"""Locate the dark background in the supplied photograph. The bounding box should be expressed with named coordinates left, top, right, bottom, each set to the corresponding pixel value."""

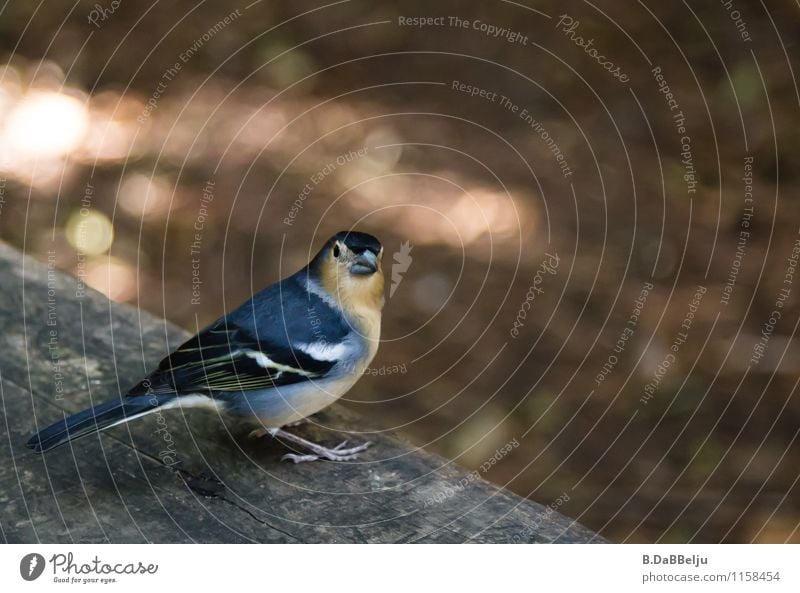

left=0, top=0, right=799, bottom=542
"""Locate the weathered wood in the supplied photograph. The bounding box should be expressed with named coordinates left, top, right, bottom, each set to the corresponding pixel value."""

left=0, top=242, right=603, bottom=543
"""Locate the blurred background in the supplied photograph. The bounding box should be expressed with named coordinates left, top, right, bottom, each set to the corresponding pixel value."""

left=0, top=0, right=799, bottom=542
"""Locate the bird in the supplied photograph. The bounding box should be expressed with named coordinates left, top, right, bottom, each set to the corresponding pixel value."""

left=27, top=230, right=385, bottom=463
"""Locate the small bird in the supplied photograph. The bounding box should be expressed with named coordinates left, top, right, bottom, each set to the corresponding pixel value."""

left=27, top=231, right=384, bottom=462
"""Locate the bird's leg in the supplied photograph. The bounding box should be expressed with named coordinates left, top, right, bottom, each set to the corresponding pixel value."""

left=248, top=417, right=308, bottom=440
left=267, top=427, right=372, bottom=463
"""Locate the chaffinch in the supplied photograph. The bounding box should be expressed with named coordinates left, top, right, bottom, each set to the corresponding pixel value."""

left=27, top=231, right=385, bottom=462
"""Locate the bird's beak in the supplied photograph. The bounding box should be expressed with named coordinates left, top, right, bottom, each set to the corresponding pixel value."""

left=351, top=250, right=379, bottom=275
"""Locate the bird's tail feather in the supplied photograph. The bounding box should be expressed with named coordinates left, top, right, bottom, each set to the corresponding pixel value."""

left=26, top=394, right=174, bottom=453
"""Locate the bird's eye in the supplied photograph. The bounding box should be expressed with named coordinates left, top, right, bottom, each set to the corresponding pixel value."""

left=333, top=244, right=341, bottom=258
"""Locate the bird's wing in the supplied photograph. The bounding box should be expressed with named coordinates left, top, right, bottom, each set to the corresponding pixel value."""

left=126, top=320, right=337, bottom=396
left=128, top=275, right=354, bottom=397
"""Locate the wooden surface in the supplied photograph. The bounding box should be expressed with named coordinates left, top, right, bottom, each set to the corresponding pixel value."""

left=0, top=242, right=603, bottom=543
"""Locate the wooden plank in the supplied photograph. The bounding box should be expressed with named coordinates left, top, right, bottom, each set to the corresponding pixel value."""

left=0, top=242, right=603, bottom=543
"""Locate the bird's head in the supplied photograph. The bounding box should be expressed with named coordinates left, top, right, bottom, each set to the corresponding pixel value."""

left=310, top=231, right=385, bottom=315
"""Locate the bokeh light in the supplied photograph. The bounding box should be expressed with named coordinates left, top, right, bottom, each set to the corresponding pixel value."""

left=83, top=256, right=137, bottom=302
left=65, top=209, right=114, bottom=256
left=3, top=91, right=88, bottom=159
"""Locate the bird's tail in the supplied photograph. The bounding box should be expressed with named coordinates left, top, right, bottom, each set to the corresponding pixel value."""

left=26, top=394, right=174, bottom=453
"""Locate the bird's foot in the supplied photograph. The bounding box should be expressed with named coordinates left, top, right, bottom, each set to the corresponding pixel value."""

left=281, top=440, right=372, bottom=463
left=269, top=428, right=372, bottom=463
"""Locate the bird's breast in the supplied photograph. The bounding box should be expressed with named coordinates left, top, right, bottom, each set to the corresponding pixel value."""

left=347, top=309, right=381, bottom=362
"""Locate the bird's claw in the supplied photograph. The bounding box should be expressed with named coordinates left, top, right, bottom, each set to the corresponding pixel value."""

left=333, top=441, right=371, bottom=456
left=280, top=440, right=373, bottom=463
left=282, top=453, right=320, bottom=463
